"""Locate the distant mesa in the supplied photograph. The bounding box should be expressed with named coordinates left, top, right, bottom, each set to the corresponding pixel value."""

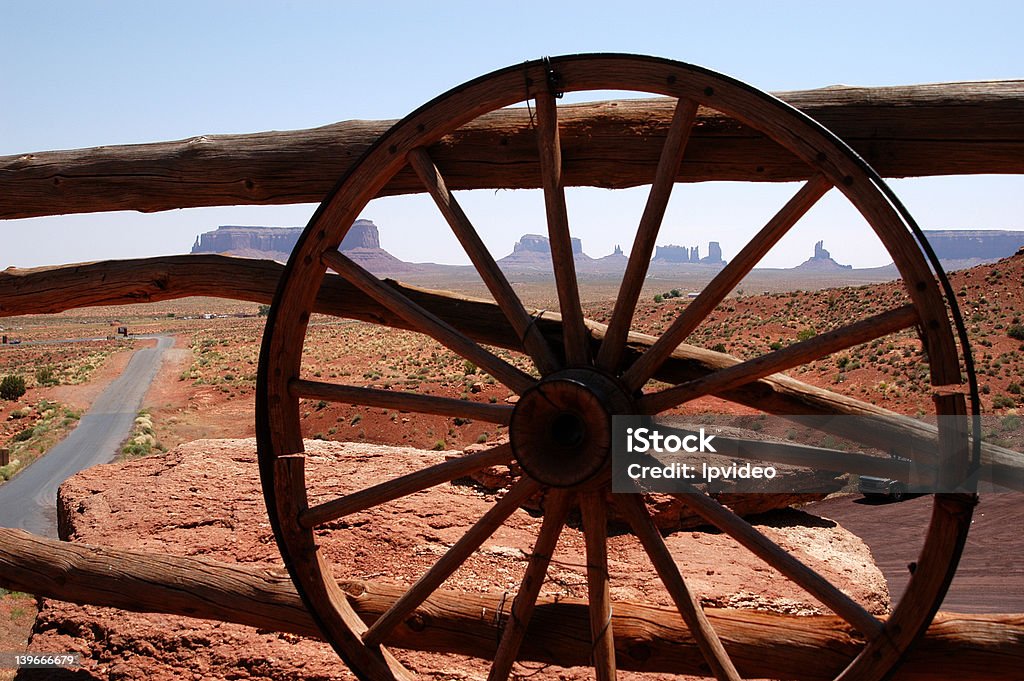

left=339, top=219, right=382, bottom=249
left=191, top=225, right=303, bottom=260
left=596, top=244, right=629, bottom=266
left=497, top=233, right=594, bottom=271
left=794, top=240, right=852, bottom=271
left=922, top=230, right=1024, bottom=269
left=189, top=221, right=1022, bottom=283
left=512, top=233, right=584, bottom=256
left=190, top=220, right=417, bottom=274
left=652, top=241, right=725, bottom=266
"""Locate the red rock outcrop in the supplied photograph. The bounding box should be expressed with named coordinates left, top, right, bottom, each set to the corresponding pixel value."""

left=23, top=439, right=888, bottom=680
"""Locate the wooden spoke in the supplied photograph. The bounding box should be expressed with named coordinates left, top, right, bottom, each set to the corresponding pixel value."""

left=640, top=304, right=918, bottom=414
left=597, top=98, right=700, bottom=372
left=615, top=494, right=741, bottom=681
left=535, top=91, right=590, bottom=366
left=408, top=147, right=561, bottom=376
left=488, top=489, right=574, bottom=681
left=299, top=444, right=514, bottom=529
left=655, top=424, right=935, bottom=481
left=663, top=481, right=884, bottom=638
left=362, top=477, right=541, bottom=647
left=322, top=249, right=534, bottom=394
left=580, top=491, right=616, bottom=681
left=623, top=176, right=833, bottom=391
left=292, top=378, right=512, bottom=425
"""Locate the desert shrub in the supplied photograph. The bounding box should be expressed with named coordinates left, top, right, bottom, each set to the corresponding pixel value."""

left=257, top=304, right=271, bottom=317
left=1001, top=415, right=1021, bottom=431
left=1007, top=324, right=1024, bottom=341
left=653, top=294, right=664, bottom=303
left=1009, top=383, right=1022, bottom=395
left=35, top=366, right=58, bottom=386
left=711, top=343, right=727, bottom=353
left=992, top=395, right=1016, bottom=409
left=0, top=375, right=27, bottom=401
left=797, top=328, right=817, bottom=342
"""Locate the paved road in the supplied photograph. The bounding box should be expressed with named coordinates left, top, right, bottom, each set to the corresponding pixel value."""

left=0, top=336, right=173, bottom=538
left=808, top=492, right=1024, bottom=613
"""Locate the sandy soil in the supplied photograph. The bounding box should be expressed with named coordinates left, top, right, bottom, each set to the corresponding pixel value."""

left=0, top=592, right=37, bottom=681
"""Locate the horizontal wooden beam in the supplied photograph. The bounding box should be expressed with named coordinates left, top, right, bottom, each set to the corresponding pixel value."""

left=2, top=81, right=1023, bottom=219
left=0, top=528, right=1021, bottom=679
left=1, top=254, right=1019, bottom=489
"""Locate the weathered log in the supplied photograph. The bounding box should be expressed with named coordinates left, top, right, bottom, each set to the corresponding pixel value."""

left=0, top=528, right=1020, bottom=679
left=1, top=255, right=1019, bottom=489
left=2, top=81, right=1023, bottom=220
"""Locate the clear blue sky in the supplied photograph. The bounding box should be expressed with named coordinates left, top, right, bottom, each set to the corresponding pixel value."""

left=3, top=1, right=1022, bottom=269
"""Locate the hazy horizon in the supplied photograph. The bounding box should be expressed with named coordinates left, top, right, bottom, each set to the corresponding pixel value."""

left=187, top=221, right=1024, bottom=271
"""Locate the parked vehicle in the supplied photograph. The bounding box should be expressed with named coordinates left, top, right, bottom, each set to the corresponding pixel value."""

left=859, top=453, right=912, bottom=501
left=858, top=475, right=908, bottom=501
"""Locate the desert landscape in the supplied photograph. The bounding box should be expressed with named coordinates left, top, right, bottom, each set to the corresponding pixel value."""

left=1, top=245, right=1022, bottom=678
left=2, top=30, right=1024, bottom=681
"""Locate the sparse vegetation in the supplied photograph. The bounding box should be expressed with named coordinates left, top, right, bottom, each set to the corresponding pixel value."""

left=35, top=366, right=59, bottom=386
left=797, top=328, right=817, bottom=342
left=0, top=374, right=27, bottom=401
left=992, top=395, right=1017, bottom=410
left=120, top=410, right=165, bottom=459
left=1, top=400, right=81, bottom=480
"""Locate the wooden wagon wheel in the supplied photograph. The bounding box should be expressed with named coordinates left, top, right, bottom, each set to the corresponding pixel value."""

left=257, top=54, right=975, bottom=680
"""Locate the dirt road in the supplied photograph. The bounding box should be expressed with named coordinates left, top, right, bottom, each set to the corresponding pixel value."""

left=0, top=336, right=173, bottom=538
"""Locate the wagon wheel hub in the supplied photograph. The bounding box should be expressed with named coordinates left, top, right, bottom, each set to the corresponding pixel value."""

left=510, top=369, right=634, bottom=488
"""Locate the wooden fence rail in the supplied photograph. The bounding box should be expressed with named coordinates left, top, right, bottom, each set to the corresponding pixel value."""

left=2, top=81, right=1023, bottom=220
left=1, top=255, right=1020, bottom=490
left=0, top=528, right=1021, bottom=680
